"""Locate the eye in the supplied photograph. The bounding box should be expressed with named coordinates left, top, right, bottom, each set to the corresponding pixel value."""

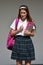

left=20, top=10, right=27, bottom=15
left=23, top=12, right=25, bottom=14
left=20, top=12, right=26, bottom=14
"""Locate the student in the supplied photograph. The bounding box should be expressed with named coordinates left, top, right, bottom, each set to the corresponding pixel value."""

left=10, top=5, right=36, bottom=65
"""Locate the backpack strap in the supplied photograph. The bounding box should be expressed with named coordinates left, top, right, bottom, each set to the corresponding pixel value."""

left=26, top=21, right=35, bottom=30
left=15, top=18, right=19, bottom=30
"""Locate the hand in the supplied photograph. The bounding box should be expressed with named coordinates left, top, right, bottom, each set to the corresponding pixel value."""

left=24, top=30, right=31, bottom=33
left=18, top=25, right=24, bottom=32
left=24, top=30, right=31, bottom=36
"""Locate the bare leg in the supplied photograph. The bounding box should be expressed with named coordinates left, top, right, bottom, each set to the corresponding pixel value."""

left=25, top=60, right=31, bottom=65
left=16, top=60, right=22, bottom=65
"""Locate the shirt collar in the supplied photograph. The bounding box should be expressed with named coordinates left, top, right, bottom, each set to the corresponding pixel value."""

left=20, top=19, right=27, bottom=23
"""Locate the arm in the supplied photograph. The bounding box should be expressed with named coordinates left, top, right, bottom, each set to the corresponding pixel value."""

left=10, top=25, right=23, bottom=36
left=24, top=22, right=36, bottom=37
left=24, top=29, right=35, bottom=37
left=9, top=29, right=20, bottom=36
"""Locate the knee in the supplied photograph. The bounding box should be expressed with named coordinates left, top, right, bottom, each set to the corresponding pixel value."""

left=25, top=60, right=31, bottom=65
left=16, top=60, right=22, bottom=65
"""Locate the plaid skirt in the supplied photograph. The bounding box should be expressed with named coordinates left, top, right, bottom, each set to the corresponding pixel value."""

left=11, top=35, right=35, bottom=61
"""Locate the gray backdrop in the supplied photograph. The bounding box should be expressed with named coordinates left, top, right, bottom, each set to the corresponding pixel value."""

left=0, top=0, right=43, bottom=65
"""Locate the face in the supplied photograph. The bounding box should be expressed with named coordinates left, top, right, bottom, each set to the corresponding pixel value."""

left=20, top=9, right=27, bottom=21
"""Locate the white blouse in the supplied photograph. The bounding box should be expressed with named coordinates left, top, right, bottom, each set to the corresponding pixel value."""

left=10, top=18, right=28, bottom=36
left=10, top=18, right=36, bottom=36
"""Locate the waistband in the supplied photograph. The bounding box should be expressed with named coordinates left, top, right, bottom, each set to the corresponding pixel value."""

left=15, top=35, right=30, bottom=38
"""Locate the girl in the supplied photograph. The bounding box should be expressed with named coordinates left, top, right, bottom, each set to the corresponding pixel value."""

left=10, top=5, right=36, bottom=65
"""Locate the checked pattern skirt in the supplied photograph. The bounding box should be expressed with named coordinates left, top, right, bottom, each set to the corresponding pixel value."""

left=11, top=35, right=35, bottom=61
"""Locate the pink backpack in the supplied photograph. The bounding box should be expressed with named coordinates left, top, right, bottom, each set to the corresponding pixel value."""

left=6, top=18, right=19, bottom=50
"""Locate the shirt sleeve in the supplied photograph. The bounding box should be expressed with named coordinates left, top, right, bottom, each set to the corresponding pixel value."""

left=33, top=24, right=36, bottom=30
left=10, top=19, right=16, bottom=30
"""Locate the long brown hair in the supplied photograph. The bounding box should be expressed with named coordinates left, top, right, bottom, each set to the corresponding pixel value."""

left=18, top=5, right=32, bottom=22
